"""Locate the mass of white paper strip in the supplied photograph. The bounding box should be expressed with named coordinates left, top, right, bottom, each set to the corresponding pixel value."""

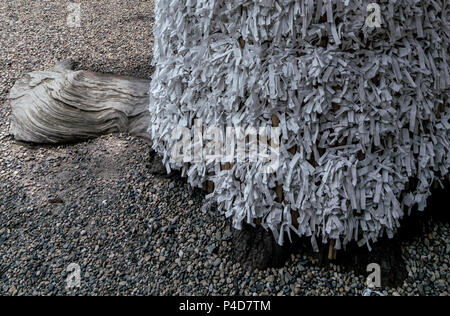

left=149, top=0, right=449, bottom=249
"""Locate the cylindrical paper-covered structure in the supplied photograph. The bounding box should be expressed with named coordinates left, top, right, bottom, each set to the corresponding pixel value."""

left=149, top=0, right=449, bottom=250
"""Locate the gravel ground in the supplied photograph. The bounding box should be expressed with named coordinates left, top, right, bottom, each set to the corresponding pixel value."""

left=0, top=1, right=449, bottom=296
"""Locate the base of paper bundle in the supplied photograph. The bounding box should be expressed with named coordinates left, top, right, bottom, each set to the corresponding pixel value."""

left=147, top=152, right=169, bottom=176
left=231, top=223, right=290, bottom=270
left=8, top=60, right=150, bottom=144
left=319, top=235, right=407, bottom=288
left=230, top=220, right=407, bottom=286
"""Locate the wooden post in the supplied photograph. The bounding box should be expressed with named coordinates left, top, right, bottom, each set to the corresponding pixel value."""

left=328, top=240, right=337, bottom=260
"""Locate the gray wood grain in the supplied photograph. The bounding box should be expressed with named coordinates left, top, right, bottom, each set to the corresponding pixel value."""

left=9, top=60, right=150, bottom=144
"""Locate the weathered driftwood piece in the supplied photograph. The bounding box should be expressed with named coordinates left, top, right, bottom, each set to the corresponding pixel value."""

left=9, top=60, right=150, bottom=144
